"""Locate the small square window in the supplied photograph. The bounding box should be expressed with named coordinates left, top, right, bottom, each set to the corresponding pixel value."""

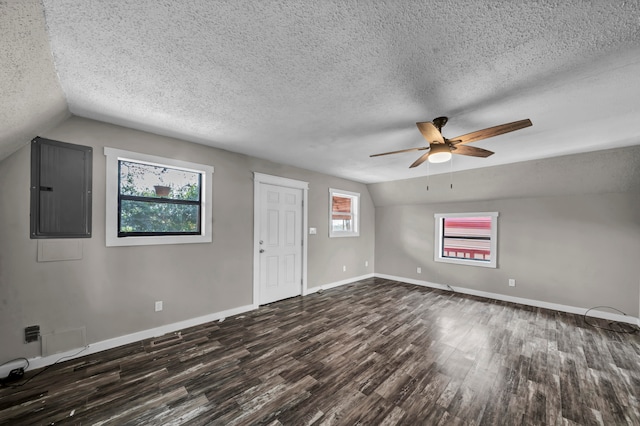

left=434, top=212, right=498, bottom=268
left=329, top=188, right=359, bottom=238
left=104, top=148, right=213, bottom=247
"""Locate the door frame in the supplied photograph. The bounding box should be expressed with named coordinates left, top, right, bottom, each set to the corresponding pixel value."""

left=253, top=172, right=309, bottom=307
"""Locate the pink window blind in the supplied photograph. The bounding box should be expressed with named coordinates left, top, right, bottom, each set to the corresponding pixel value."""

left=442, top=216, right=492, bottom=261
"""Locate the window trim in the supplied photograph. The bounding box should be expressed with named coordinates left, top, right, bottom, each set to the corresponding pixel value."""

left=434, top=212, right=498, bottom=268
left=329, top=188, right=360, bottom=238
left=104, top=147, right=213, bottom=247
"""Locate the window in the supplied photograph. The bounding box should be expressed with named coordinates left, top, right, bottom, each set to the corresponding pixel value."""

left=118, top=160, right=201, bottom=236
left=329, top=188, right=359, bottom=237
left=104, top=148, right=213, bottom=247
left=434, top=212, right=498, bottom=268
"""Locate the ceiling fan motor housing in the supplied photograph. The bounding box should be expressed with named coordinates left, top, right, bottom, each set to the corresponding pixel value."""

left=432, top=116, right=448, bottom=131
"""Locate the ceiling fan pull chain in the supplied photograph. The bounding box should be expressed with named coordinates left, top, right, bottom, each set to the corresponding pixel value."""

left=426, top=162, right=430, bottom=191
left=449, top=157, right=454, bottom=189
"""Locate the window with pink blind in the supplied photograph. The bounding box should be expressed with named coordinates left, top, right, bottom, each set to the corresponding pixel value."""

left=442, top=217, right=492, bottom=261
left=329, top=188, right=359, bottom=237
left=434, top=212, right=498, bottom=268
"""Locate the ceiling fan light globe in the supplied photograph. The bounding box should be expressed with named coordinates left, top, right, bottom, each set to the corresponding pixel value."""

left=427, top=145, right=452, bottom=163
left=428, top=152, right=452, bottom=163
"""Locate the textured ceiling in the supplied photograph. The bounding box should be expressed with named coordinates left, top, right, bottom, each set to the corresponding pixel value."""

left=0, top=0, right=68, bottom=161
left=4, top=1, right=640, bottom=183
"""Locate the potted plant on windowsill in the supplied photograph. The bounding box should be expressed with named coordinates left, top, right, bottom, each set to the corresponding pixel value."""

left=154, top=185, right=171, bottom=197
left=153, top=167, right=171, bottom=197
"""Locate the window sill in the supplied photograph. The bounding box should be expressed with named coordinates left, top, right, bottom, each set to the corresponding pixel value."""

left=329, top=232, right=360, bottom=238
left=106, top=234, right=211, bottom=247
left=434, top=256, right=496, bottom=268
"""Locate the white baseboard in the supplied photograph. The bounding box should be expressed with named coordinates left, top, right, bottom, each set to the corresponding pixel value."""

left=26, top=303, right=256, bottom=372
left=26, top=274, right=374, bottom=372
left=23, top=273, right=637, bottom=372
left=305, top=273, right=375, bottom=294
left=375, top=273, right=640, bottom=326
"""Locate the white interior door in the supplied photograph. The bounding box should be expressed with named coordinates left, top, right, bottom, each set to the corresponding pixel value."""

left=258, top=183, right=303, bottom=304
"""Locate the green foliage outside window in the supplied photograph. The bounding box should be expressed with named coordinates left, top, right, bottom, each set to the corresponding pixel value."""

left=118, top=160, right=202, bottom=235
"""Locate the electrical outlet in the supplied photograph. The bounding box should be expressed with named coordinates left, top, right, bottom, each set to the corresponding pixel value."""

left=508, top=279, right=516, bottom=287
left=155, top=301, right=163, bottom=312
left=342, top=265, right=346, bottom=272
left=365, top=260, right=368, bottom=267
left=417, top=267, right=422, bottom=274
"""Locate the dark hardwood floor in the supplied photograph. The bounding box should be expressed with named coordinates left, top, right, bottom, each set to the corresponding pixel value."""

left=1, top=278, right=639, bottom=425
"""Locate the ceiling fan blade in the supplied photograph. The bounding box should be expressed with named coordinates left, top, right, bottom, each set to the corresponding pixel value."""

left=369, top=146, right=428, bottom=157
left=453, top=145, right=494, bottom=158
left=416, top=122, right=445, bottom=144
left=409, top=151, right=431, bottom=168
left=450, top=119, right=532, bottom=146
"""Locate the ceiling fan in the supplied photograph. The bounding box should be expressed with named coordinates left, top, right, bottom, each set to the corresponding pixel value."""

left=371, top=117, right=532, bottom=167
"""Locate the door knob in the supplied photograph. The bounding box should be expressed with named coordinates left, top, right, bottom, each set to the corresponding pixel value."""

left=259, top=249, right=265, bottom=253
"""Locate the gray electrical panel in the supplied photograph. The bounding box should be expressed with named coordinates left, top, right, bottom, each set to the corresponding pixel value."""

left=30, top=137, right=92, bottom=238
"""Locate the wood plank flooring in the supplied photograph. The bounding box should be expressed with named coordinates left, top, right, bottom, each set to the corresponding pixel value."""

left=1, top=277, right=639, bottom=425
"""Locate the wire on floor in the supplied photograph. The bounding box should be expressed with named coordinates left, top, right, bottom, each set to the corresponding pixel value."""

left=583, top=306, right=639, bottom=334
left=1, top=346, right=89, bottom=389
left=0, top=357, right=30, bottom=385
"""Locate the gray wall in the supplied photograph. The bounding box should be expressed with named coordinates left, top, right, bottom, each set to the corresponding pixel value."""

left=2, top=114, right=638, bottom=363
left=370, top=146, right=640, bottom=317
left=0, top=116, right=374, bottom=361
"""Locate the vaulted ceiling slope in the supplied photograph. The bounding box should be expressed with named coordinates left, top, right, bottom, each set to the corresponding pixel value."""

left=0, top=0, right=68, bottom=161
left=2, top=1, right=640, bottom=183
left=369, top=145, right=640, bottom=206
